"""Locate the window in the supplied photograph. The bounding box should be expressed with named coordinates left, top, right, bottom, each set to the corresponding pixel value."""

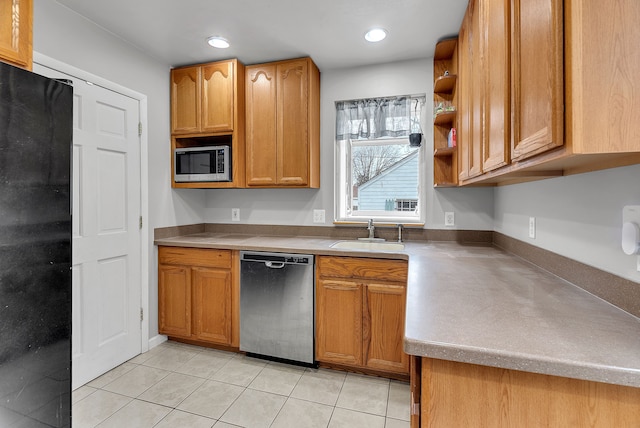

left=335, top=95, right=425, bottom=223
left=395, top=199, right=418, bottom=211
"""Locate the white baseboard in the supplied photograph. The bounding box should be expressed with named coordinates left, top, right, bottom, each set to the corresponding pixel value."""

left=148, top=334, right=168, bottom=350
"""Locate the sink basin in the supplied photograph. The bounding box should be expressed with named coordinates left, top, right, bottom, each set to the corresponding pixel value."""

left=330, top=241, right=405, bottom=251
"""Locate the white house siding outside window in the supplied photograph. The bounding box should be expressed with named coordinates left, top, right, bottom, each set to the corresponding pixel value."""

left=335, top=95, right=425, bottom=224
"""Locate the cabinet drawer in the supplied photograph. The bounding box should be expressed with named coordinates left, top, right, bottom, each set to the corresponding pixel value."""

left=318, top=256, right=407, bottom=283
left=158, top=246, right=231, bottom=268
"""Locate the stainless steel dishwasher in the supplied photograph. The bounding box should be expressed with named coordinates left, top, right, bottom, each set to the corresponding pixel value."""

left=239, top=251, right=315, bottom=366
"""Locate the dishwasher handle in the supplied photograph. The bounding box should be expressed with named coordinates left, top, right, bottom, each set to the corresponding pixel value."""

left=265, top=261, right=285, bottom=269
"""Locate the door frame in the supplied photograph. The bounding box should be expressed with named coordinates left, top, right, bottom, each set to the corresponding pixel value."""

left=33, top=52, right=150, bottom=354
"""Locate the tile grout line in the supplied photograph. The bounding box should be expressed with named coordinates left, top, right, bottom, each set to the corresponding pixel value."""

left=215, top=360, right=269, bottom=426
left=74, top=343, right=410, bottom=428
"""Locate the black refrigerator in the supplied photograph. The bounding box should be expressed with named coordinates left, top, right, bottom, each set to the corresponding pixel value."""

left=0, top=61, right=72, bottom=427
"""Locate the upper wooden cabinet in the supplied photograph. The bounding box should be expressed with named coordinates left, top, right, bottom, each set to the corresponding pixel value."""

left=451, top=0, right=640, bottom=186
left=510, top=0, right=564, bottom=162
left=0, top=0, right=33, bottom=70
left=458, top=0, right=511, bottom=184
left=565, top=0, right=640, bottom=157
left=245, top=57, right=320, bottom=188
left=482, top=0, right=510, bottom=172
left=171, top=66, right=199, bottom=135
left=458, top=0, right=484, bottom=182
left=170, top=59, right=246, bottom=189
left=171, top=59, right=243, bottom=135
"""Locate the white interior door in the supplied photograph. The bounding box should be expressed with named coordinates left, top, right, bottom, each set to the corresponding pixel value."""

left=34, top=65, right=143, bottom=390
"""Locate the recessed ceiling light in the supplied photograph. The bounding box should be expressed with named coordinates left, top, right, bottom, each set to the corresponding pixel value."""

left=207, top=36, right=230, bottom=49
left=365, top=28, right=387, bottom=43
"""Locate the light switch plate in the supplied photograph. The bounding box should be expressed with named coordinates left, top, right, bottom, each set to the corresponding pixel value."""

left=231, top=208, right=240, bottom=222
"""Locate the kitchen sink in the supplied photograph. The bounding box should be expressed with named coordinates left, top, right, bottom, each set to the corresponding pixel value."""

left=330, top=240, right=405, bottom=251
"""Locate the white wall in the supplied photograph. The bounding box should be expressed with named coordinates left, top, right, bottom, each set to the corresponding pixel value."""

left=203, top=59, right=495, bottom=230
left=32, top=0, right=207, bottom=342
left=494, top=164, right=640, bottom=283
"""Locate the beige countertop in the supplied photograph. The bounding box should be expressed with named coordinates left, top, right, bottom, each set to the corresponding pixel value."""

left=155, top=232, right=640, bottom=388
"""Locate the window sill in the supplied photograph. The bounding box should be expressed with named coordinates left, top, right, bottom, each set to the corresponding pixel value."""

left=333, top=220, right=425, bottom=227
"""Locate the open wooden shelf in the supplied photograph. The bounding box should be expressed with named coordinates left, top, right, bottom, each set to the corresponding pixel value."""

left=433, top=37, right=459, bottom=188
left=434, top=75, right=457, bottom=94
left=434, top=38, right=458, bottom=60
left=434, top=147, right=456, bottom=157
left=433, top=110, right=456, bottom=126
left=433, top=182, right=458, bottom=188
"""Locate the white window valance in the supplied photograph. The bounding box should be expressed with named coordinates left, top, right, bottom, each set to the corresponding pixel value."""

left=335, top=96, right=424, bottom=141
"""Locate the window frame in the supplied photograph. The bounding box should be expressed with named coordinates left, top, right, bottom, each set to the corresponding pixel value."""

left=334, top=135, right=426, bottom=225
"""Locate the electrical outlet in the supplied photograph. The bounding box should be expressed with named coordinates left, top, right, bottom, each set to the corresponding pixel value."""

left=622, top=206, right=640, bottom=272
left=444, top=211, right=454, bottom=227
left=231, top=208, right=240, bottom=222
left=313, top=209, right=325, bottom=224
left=529, top=217, right=536, bottom=239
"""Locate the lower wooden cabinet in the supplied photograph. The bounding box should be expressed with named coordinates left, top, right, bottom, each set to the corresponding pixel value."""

left=158, top=264, right=192, bottom=337
left=158, top=246, right=238, bottom=347
left=316, top=278, right=363, bottom=366
left=414, top=358, right=640, bottom=427
left=365, top=282, right=408, bottom=373
left=192, top=267, right=233, bottom=344
left=316, top=256, right=409, bottom=375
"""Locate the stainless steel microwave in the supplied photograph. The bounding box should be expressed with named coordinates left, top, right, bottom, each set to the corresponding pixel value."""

left=174, top=145, right=231, bottom=182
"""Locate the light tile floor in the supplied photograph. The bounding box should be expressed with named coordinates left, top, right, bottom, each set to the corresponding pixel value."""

left=72, top=341, right=411, bottom=428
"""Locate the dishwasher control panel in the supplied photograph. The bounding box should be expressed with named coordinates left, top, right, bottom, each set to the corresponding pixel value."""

left=240, top=251, right=313, bottom=265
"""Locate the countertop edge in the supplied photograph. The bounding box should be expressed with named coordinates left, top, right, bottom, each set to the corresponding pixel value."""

left=154, top=236, right=410, bottom=260
left=403, top=338, right=640, bottom=389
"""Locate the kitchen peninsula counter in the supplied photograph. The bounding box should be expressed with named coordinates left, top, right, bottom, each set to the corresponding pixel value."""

left=154, top=232, right=640, bottom=389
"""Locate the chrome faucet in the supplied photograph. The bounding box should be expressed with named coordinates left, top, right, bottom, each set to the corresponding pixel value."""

left=397, top=224, right=403, bottom=242
left=367, top=218, right=375, bottom=239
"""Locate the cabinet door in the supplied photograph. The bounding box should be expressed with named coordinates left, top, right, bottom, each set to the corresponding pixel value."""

left=245, top=64, right=277, bottom=186
left=316, top=278, right=363, bottom=366
left=364, top=283, right=409, bottom=374
left=0, top=0, right=32, bottom=69
left=468, top=0, right=483, bottom=179
left=158, top=264, right=192, bottom=338
left=171, top=66, right=201, bottom=134
left=458, top=5, right=480, bottom=181
left=192, top=267, right=233, bottom=345
left=276, top=59, right=309, bottom=186
left=510, top=0, right=563, bottom=161
left=201, top=61, right=234, bottom=133
left=482, top=0, right=510, bottom=172
left=567, top=0, right=640, bottom=155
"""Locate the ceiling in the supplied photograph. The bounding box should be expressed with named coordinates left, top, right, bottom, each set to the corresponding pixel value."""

left=54, top=0, right=468, bottom=71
